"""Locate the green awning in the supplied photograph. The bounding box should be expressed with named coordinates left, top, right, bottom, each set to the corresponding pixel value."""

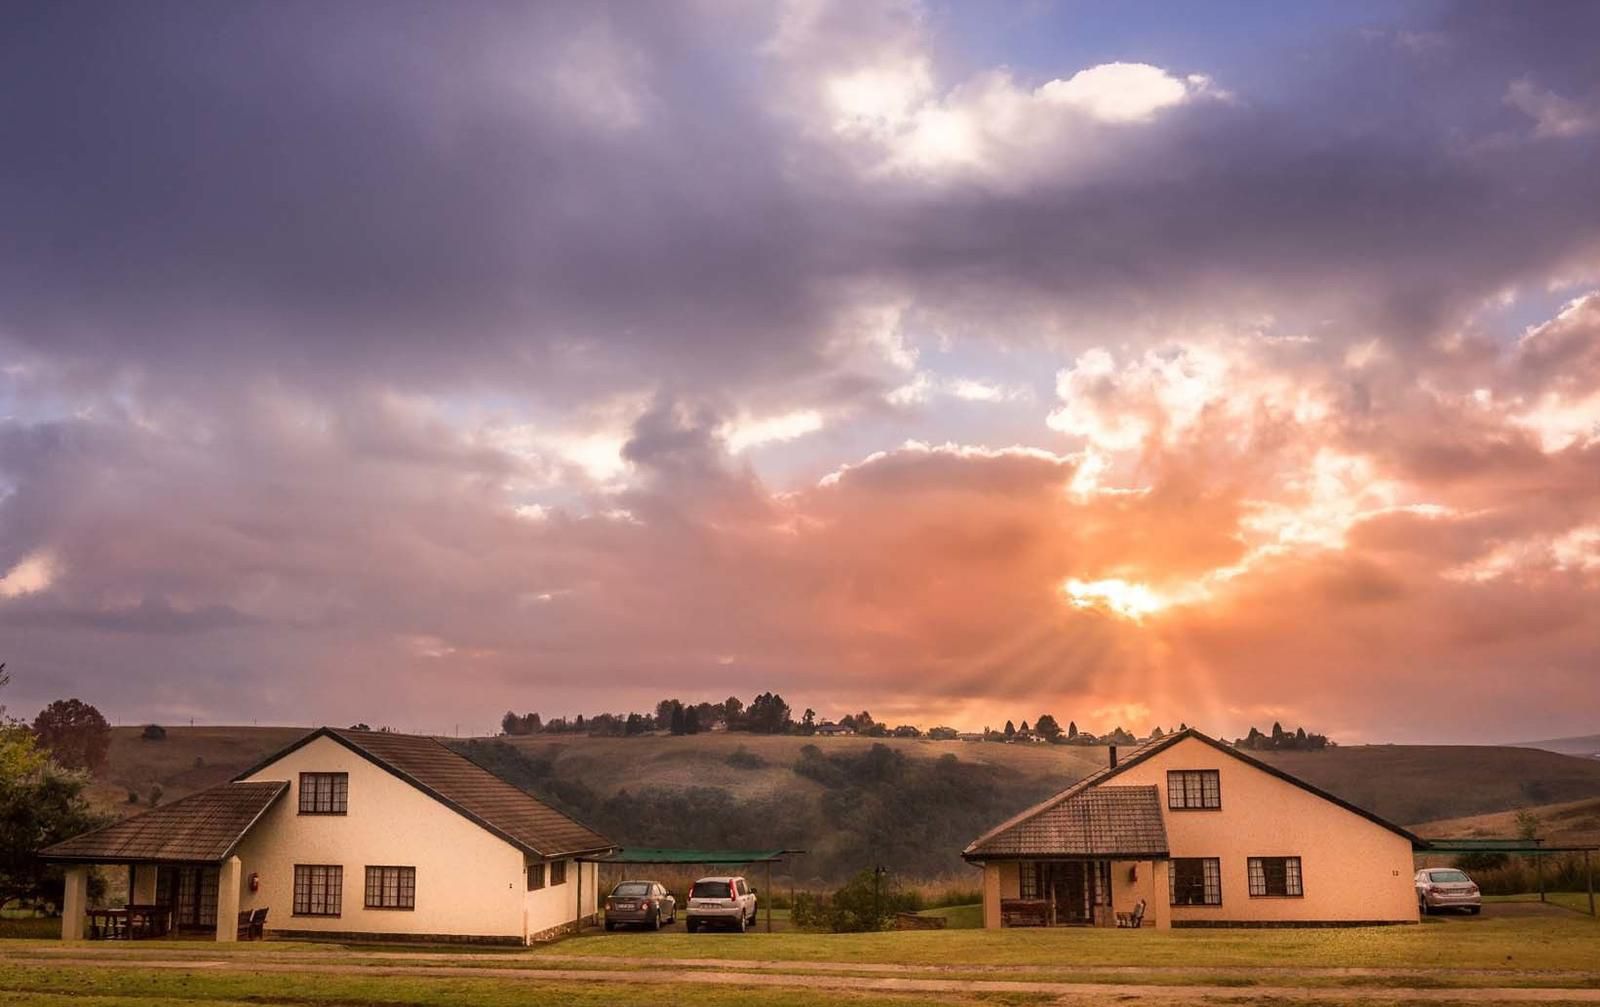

left=579, top=847, right=802, bottom=864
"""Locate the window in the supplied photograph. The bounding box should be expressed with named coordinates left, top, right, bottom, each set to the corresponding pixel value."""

left=1248, top=857, right=1303, bottom=897
left=1167, top=770, right=1221, bottom=810
left=549, top=860, right=567, bottom=886
left=364, top=866, right=416, bottom=910
left=527, top=863, right=546, bottom=891
left=298, top=772, right=348, bottom=815
left=1170, top=858, right=1221, bottom=905
left=1018, top=862, right=1039, bottom=899
left=293, top=865, right=343, bottom=916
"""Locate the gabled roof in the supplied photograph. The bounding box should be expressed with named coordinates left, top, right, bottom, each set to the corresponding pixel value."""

left=964, top=728, right=1426, bottom=859
left=42, top=781, right=287, bottom=864
left=233, top=727, right=615, bottom=860
left=965, top=785, right=1168, bottom=859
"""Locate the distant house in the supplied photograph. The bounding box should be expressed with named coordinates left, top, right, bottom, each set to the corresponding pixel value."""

left=963, top=728, right=1424, bottom=929
left=956, top=733, right=984, bottom=742
left=43, top=727, right=615, bottom=944
left=814, top=722, right=855, bottom=736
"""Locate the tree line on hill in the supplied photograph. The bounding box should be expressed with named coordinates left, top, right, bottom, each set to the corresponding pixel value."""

left=1232, top=722, right=1333, bottom=751
left=499, top=699, right=1336, bottom=752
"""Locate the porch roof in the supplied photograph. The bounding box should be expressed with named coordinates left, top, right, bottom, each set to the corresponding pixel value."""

left=964, top=784, right=1169, bottom=860
left=41, top=781, right=287, bottom=864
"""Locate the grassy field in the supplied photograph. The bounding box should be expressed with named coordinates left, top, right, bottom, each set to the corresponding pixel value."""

left=2, top=913, right=1598, bottom=1006
left=1416, top=795, right=1600, bottom=848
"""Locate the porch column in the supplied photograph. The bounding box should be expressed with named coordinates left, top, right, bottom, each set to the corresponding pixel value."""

left=982, top=862, right=1001, bottom=929
left=1152, top=860, right=1171, bottom=930
left=61, top=865, right=89, bottom=940
left=214, top=856, right=242, bottom=942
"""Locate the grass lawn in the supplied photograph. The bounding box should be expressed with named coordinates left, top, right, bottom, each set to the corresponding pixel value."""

left=0, top=963, right=979, bottom=1007
left=1484, top=892, right=1597, bottom=915
left=917, top=903, right=983, bottom=929
left=550, top=913, right=1600, bottom=970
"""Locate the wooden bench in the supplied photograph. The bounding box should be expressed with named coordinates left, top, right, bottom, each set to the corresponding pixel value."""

left=1000, top=898, right=1050, bottom=927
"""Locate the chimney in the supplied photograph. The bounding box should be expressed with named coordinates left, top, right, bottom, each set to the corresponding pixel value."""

left=1109, top=744, right=1118, bottom=769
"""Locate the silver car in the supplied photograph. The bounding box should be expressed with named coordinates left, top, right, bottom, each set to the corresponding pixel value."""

left=685, top=875, right=758, bottom=933
left=1415, top=868, right=1481, bottom=915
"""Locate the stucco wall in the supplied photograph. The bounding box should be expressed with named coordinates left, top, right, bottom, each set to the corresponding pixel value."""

left=524, top=857, right=600, bottom=939
left=1111, top=737, right=1418, bottom=924
left=235, top=735, right=529, bottom=940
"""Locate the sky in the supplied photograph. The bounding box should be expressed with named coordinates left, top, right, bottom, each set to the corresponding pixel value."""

left=3, top=1, right=1600, bottom=743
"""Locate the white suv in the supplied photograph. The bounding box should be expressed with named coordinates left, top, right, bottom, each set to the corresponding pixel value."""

left=685, top=875, right=758, bottom=933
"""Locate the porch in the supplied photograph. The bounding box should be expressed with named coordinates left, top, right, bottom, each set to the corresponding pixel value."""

left=42, top=780, right=287, bottom=942
left=993, top=857, right=1169, bottom=928
left=61, top=858, right=248, bottom=942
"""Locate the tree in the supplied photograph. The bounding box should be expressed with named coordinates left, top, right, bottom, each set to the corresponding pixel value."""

left=1034, top=715, right=1062, bottom=741
left=501, top=711, right=521, bottom=736
left=1003, top=720, right=1016, bottom=738
left=746, top=692, right=792, bottom=734
left=722, top=696, right=744, bottom=729
left=683, top=706, right=701, bottom=735
left=1067, top=720, right=1078, bottom=740
left=670, top=704, right=686, bottom=736
left=140, top=724, right=167, bottom=741
left=32, top=699, right=111, bottom=773
left=1019, top=720, right=1030, bottom=733
left=0, top=725, right=111, bottom=912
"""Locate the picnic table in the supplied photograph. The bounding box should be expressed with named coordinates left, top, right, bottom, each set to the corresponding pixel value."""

left=86, top=905, right=171, bottom=940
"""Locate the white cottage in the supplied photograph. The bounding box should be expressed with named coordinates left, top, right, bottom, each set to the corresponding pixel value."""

left=45, top=727, right=615, bottom=944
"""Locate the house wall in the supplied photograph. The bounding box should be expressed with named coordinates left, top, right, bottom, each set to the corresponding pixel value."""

left=523, top=857, right=600, bottom=940
left=235, top=735, right=529, bottom=941
left=1111, top=737, right=1418, bottom=924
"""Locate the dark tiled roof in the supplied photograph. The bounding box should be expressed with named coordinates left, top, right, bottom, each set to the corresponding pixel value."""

left=42, top=781, right=286, bottom=863
left=964, top=785, right=1168, bottom=858
left=236, top=728, right=614, bottom=860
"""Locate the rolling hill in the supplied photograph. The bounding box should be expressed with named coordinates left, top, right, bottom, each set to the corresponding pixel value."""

left=88, top=726, right=1600, bottom=881
left=1513, top=733, right=1600, bottom=759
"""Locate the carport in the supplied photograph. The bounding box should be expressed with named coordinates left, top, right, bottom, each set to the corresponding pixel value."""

left=578, top=848, right=805, bottom=932
left=1420, top=837, right=1597, bottom=916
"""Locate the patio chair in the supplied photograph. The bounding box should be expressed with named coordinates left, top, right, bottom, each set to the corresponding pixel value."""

left=1115, top=899, right=1147, bottom=928
left=237, top=907, right=268, bottom=940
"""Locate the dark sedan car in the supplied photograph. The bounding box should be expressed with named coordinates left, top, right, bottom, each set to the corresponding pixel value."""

left=604, top=880, right=677, bottom=930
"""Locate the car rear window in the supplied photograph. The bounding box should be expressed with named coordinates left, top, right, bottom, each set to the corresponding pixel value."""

left=613, top=882, right=650, bottom=896
left=1430, top=870, right=1470, bottom=883
left=692, top=881, right=732, bottom=899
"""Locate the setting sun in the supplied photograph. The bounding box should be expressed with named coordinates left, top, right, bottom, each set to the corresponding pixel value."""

left=1062, top=577, right=1168, bottom=621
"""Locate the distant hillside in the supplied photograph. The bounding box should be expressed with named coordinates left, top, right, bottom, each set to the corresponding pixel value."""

left=1414, top=796, right=1600, bottom=848
left=91, top=727, right=1600, bottom=881
left=1512, top=733, right=1600, bottom=759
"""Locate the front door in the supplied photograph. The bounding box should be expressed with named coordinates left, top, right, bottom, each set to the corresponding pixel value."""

left=159, top=865, right=220, bottom=932
left=1049, top=864, right=1092, bottom=924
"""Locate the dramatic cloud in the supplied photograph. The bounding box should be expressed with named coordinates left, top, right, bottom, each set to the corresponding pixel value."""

left=2, top=0, right=1600, bottom=741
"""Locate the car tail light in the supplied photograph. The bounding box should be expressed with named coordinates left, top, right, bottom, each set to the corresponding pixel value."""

left=1426, top=885, right=1443, bottom=895
left=1468, top=886, right=1479, bottom=894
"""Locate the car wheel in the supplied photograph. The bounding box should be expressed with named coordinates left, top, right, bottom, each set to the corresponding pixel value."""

left=651, top=910, right=662, bottom=931
left=735, top=912, right=746, bottom=933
